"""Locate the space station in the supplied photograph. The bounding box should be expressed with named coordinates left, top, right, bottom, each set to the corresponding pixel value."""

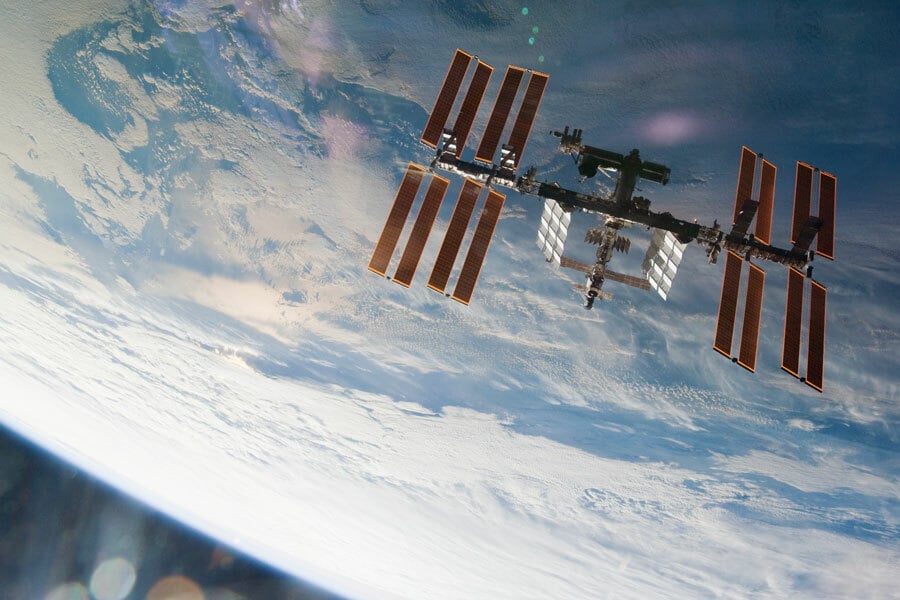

left=368, top=49, right=837, bottom=392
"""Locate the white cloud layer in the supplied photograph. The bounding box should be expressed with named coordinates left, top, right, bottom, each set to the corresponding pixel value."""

left=0, top=1, right=897, bottom=598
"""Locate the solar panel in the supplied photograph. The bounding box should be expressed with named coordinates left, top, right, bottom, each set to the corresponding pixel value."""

left=559, top=255, right=593, bottom=274
left=792, top=162, right=814, bottom=244
left=642, top=229, right=686, bottom=300
left=421, top=49, right=472, bottom=147
left=506, top=72, right=549, bottom=168
left=452, top=190, right=505, bottom=304
left=737, top=263, right=766, bottom=372
left=428, top=179, right=482, bottom=294
left=733, top=147, right=757, bottom=224
left=475, top=66, right=525, bottom=164
left=805, top=280, right=827, bottom=392
left=713, top=250, right=743, bottom=358
left=816, top=171, right=836, bottom=260
left=452, top=61, right=493, bottom=157
left=368, top=163, right=426, bottom=276
left=781, top=267, right=805, bottom=377
left=604, top=269, right=652, bottom=291
left=537, top=199, right=571, bottom=266
left=393, top=175, right=450, bottom=287
left=755, top=159, right=776, bottom=245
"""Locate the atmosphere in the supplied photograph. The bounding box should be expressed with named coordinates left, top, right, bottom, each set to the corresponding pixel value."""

left=1, top=1, right=897, bottom=599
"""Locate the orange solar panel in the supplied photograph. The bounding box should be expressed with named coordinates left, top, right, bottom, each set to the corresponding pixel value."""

left=452, top=190, right=505, bottom=304
left=733, top=147, right=757, bottom=224
left=452, top=61, right=493, bottom=157
left=421, top=49, right=472, bottom=147
left=792, top=162, right=814, bottom=244
left=506, top=72, right=549, bottom=168
left=713, top=250, right=743, bottom=358
left=393, top=175, right=450, bottom=287
left=755, top=159, right=776, bottom=245
left=805, top=280, right=827, bottom=392
left=781, top=267, right=805, bottom=377
left=368, top=163, right=426, bottom=276
left=816, top=171, right=836, bottom=260
left=428, top=179, right=482, bottom=293
left=475, top=66, right=525, bottom=164
left=737, top=263, right=766, bottom=372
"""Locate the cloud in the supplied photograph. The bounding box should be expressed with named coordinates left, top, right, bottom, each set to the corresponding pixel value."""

left=1, top=1, right=898, bottom=598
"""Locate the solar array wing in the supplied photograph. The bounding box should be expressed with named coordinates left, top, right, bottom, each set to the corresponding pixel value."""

left=506, top=72, right=549, bottom=168
left=792, top=162, right=814, bottom=244
left=452, top=190, right=505, bottom=304
left=733, top=146, right=757, bottom=224
left=421, top=49, right=472, bottom=147
left=781, top=267, right=805, bottom=377
left=816, top=171, right=836, bottom=260
left=452, top=61, right=493, bottom=157
left=428, top=179, right=482, bottom=293
left=737, top=263, right=766, bottom=372
left=604, top=270, right=652, bottom=291
left=805, top=280, right=827, bottom=392
left=393, top=175, right=450, bottom=287
left=642, top=229, right=686, bottom=300
left=714, top=250, right=743, bottom=358
left=559, top=255, right=593, bottom=274
left=475, top=66, right=525, bottom=164
left=368, top=163, right=426, bottom=276
left=755, top=159, right=776, bottom=245
left=537, top=199, right=571, bottom=266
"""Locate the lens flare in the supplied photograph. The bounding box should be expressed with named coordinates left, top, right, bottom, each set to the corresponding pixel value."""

left=147, top=576, right=204, bottom=600
left=641, top=112, right=702, bottom=145
left=89, top=558, right=136, bottom=600
left=45, top=582, right=90, bottom=600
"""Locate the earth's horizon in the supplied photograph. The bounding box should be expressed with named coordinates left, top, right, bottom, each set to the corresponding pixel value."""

left=1, top=1, right=897, bottom=599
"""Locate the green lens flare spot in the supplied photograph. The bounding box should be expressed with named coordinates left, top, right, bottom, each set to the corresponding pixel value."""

left=532, top=26, right=539, bottom=34
left=521, top=7, right=529, bottom=15
left=528, top=37, right=535, bottom=45
left=538, top=55, right=545, bottom=63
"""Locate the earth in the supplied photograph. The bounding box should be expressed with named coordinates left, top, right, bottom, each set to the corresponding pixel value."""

left=0, top=1, right=897, bottom=599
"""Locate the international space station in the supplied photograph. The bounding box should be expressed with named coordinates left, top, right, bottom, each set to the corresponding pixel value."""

left=368, top=49, right=837, bottom=392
